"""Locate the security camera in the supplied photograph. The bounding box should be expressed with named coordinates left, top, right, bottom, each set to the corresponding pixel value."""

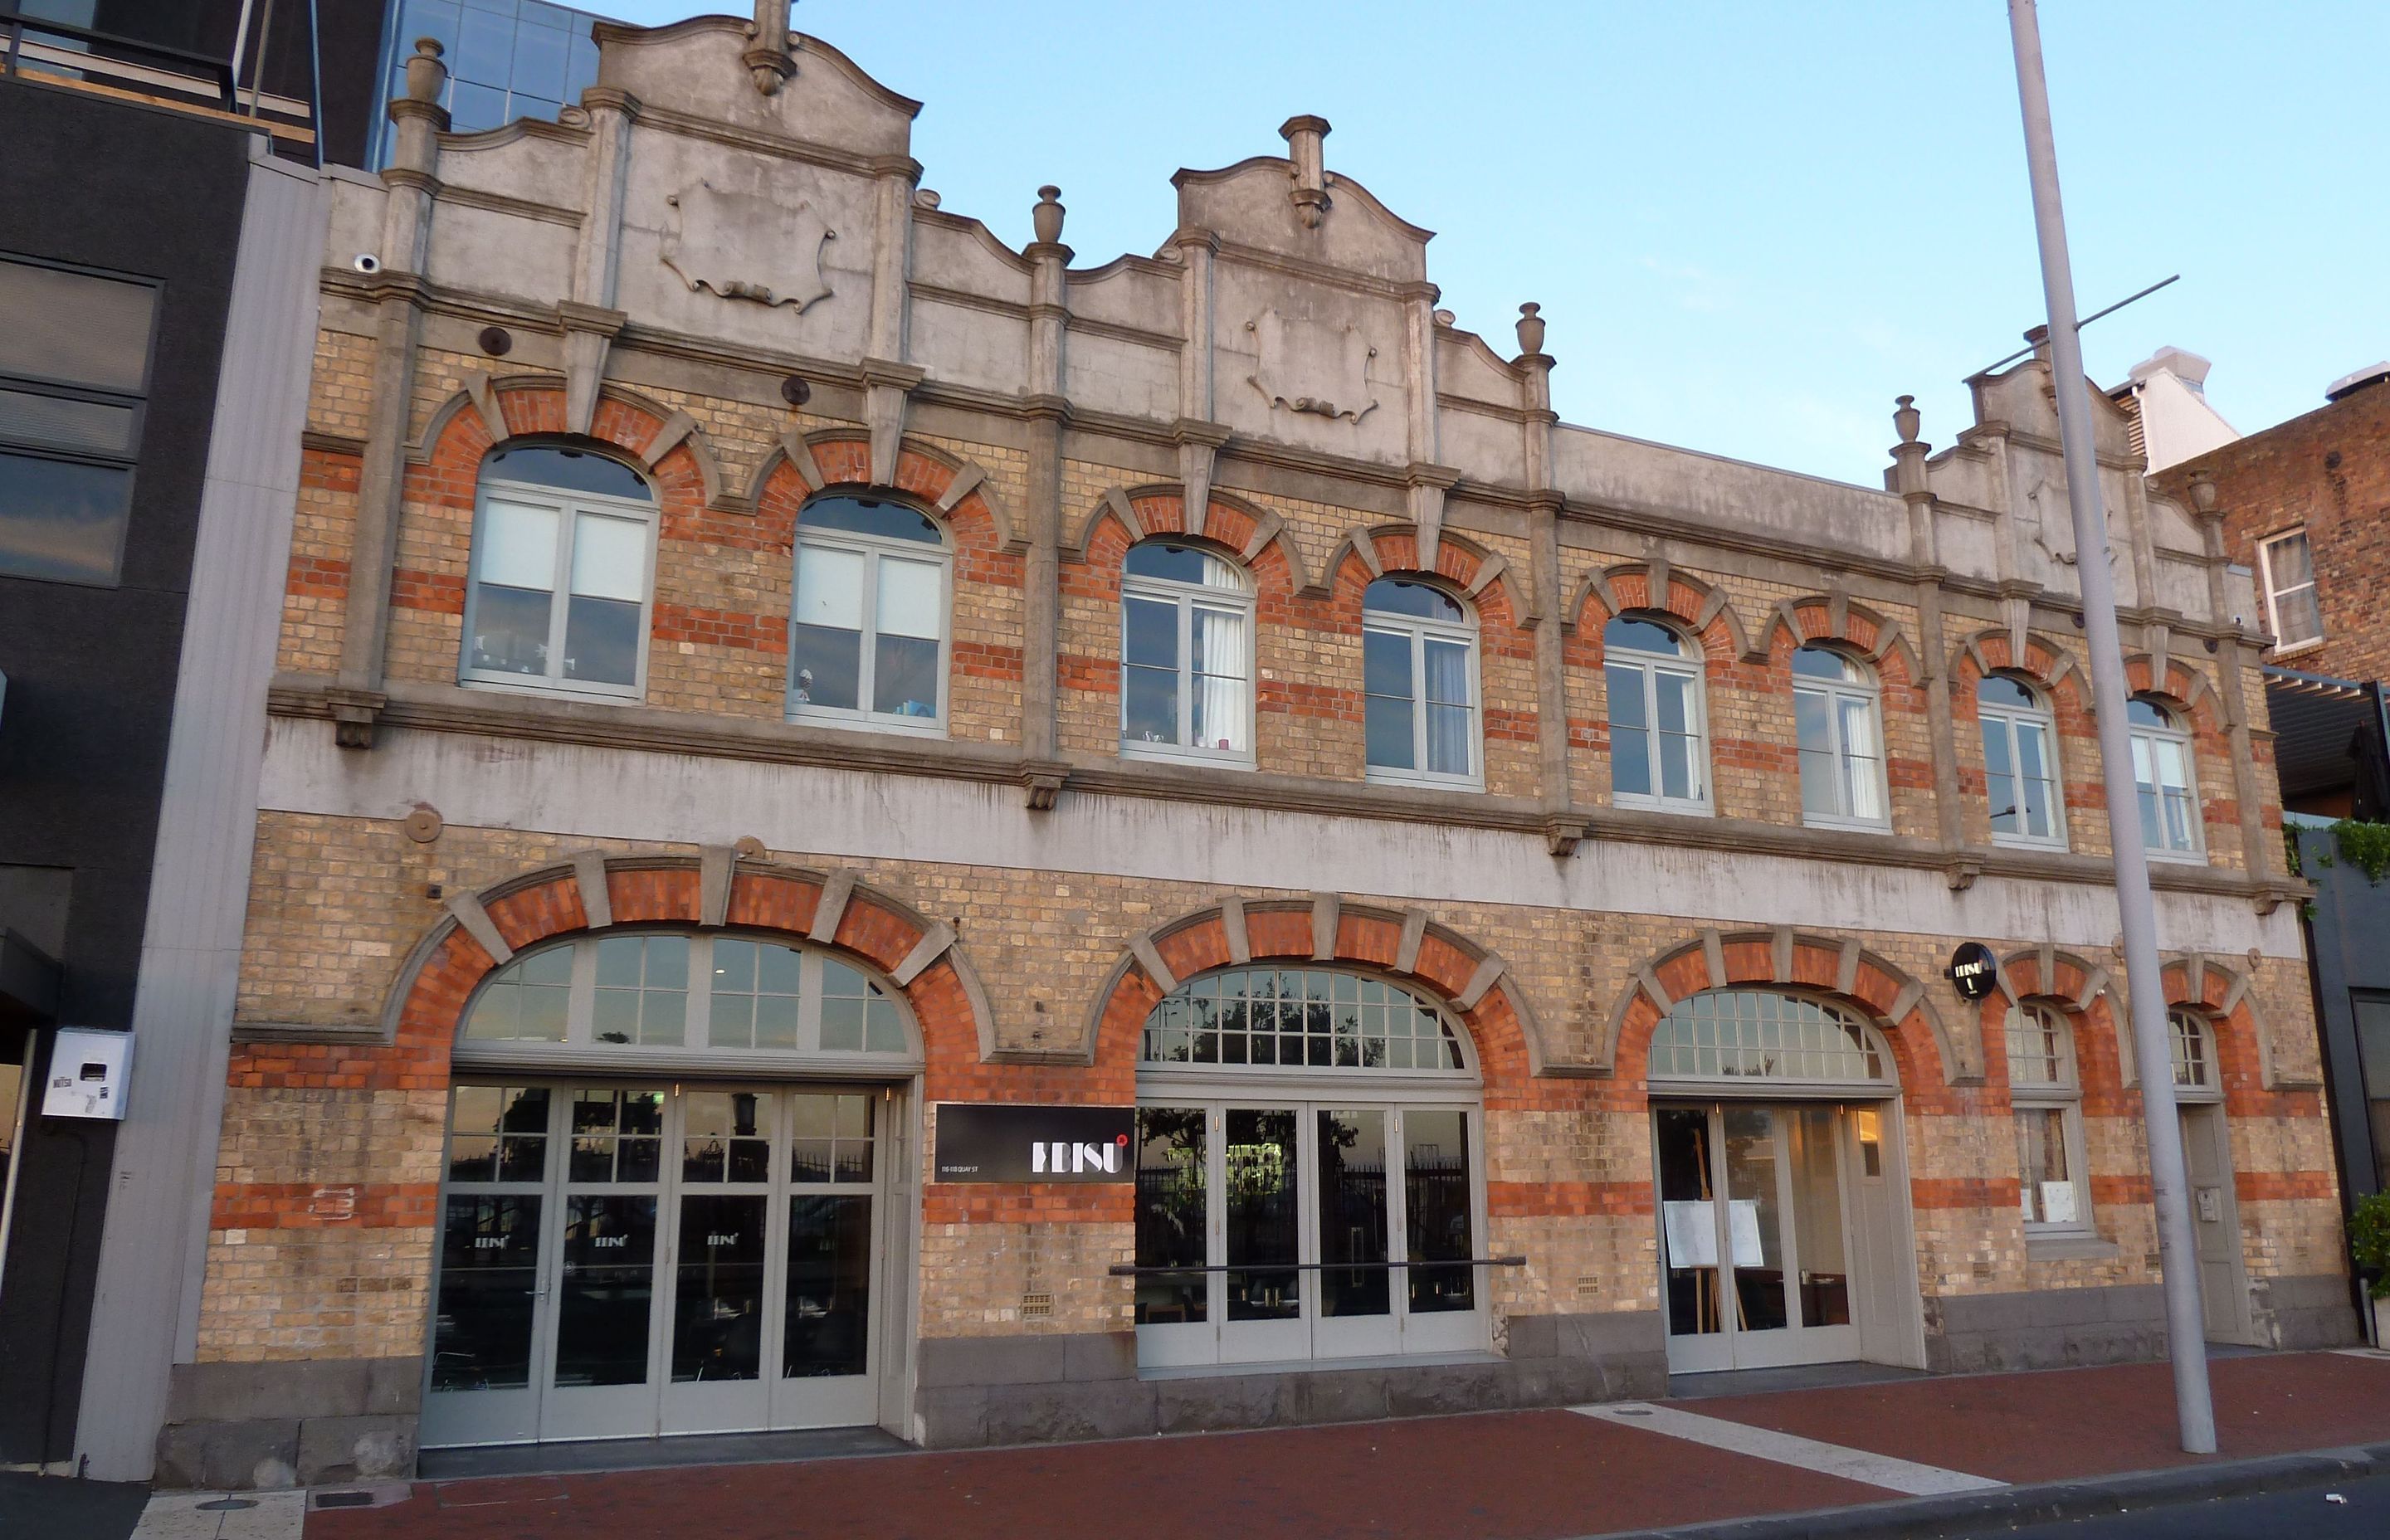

left=353, top=253, right=382, bottom=275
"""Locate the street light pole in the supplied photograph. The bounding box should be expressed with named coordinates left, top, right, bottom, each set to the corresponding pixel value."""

left=2006, top=0, right=2217, bottom=1454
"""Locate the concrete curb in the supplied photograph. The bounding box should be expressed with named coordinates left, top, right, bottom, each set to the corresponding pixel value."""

left=1592, top=1440, right=2390, bottom=1540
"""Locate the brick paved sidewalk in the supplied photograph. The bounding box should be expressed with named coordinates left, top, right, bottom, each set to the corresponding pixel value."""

left=304, top=1352, right=2390, bottom=1540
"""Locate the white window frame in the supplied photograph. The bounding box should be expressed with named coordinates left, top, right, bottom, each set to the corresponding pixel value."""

left=1792, top=648, right=1890, bottom=833
left=1134, top=967, right=1488, bottom=1370
left=2007, top=1001, right=2094, bottom=1237
left=2167, top=1008, right=2223, bottom=1104
left=1119, top=543, right=1256, bottom=768
left=1978, top=675, right=2068, bottom=851
left=1606, top=616, right=1714, bottom=816
left=2256, top=528, right=2324, bottom=655
left=2128, top=698, right=2205, bottom=863
left=461, top=465, right=659, bottom=702
left=1363, top=587, right=1483, bottom=792
left=451, top=929, right=924, bottom=1078
left=787, top=510, right=954, bottom=738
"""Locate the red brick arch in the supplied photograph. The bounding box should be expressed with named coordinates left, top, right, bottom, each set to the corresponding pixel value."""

left=1605, top=927, right=1972, bottom=1106
left=2122, top=654, right=2224, bottom=734
left=1080, top=897, right=1556, bottom=1104
left=1978, top=946, right=2134, bottom=1115
left=1066, top=485, right=1305, bottom=605
left=1950, top=628, right=2091, bottom=717
left=1758, top=594, right=1919, bottom=689
left=412, top=376, right=722, bottom=523
left=2154, top=954, right=2310, bottom=1110
left=1564, top=560, right=1757, bottom=672
left=223, top=855, right=1008, bottom=1101
left=1312, top=525, right=1534, bottom=665
left=749, top=430, right=1022, bottom=583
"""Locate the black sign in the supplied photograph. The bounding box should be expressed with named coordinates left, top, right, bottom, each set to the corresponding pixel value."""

left=933, top=1103, right=1135, bottom=1184
left=1947, top=942, right=2000, bottom=1001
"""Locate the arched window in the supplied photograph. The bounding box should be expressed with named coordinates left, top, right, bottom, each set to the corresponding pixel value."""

left=1978, top=675, right=2066, bottom=849
left=457, top=928, right=918, bottom=1065
left=2128, top=698, right=2201, bottom=857
left=2168, top=1008, right=2220, bottom=1099
left=463, top=444, right=657, bottom=698
left=1607, top=615, right=1710, bottom=813
left=788, top=494, right=949, bottom=733
left=1133, top=965, right=1483, bottom=1368
left=1647, top=989, right=1890, bottom=1087
left=1792, top=646, right=1886, bottom=830
left=1363, top=578, right=1479, bottom=788
left=2007, top=1002, right=2090, bottom=1232
left=1119, top=541, right=1252, bottom=763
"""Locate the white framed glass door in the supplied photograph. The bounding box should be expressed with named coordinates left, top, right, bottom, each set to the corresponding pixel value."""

left=1133, top=1099, right=1487, bottom=1369
left=425, top=1082, right=888, bottom=1448
left=1656, top=1103, right=1862, bottom=1373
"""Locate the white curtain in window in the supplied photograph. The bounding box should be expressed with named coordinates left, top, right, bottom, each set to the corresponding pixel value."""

left=1193, top=605, right=1250, bottom=752
left=1424, top=636, right=1473, bottom=776
left=481, top=499, right=558, bottom=590
left=569, top=511, right=646, bottom=601
left=1838, top=694, right=1884, bottom=821
left=794, top=543, right=865, bottom=631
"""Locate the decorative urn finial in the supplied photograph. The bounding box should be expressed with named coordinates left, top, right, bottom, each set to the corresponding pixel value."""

left=1032, top=185, right=1066, bottom=246
left=1515, top=302, right=1546, bottom=357
left=402, top=37, right=446, bottom=103
left=1894, top=394, right=1921, bottom=446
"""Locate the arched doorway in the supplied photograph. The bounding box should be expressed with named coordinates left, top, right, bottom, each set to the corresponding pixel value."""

left=1648, top=988, right=1923, bottom=1373
left=422, top=925, right=924, bottom=1449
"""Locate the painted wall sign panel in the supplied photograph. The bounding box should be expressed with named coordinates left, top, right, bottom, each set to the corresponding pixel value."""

left=933, top=1103, right=1134, bottom=1183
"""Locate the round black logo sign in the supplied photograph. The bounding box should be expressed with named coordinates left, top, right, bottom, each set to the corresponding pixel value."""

left=1947, top=942, right=2000, bottom=1001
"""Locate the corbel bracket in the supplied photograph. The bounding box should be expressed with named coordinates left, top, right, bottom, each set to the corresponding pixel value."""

left=1945, top=855, right=1983, bottom=892
left=1021, top=759, right=1069, bottom=811
left=1544, top=814, right=1588, bottom=858
left=326, top=687, right=388, bottom=750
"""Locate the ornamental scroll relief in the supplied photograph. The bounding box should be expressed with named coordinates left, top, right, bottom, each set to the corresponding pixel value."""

left=661, top=182, right=835, bottom=311
left=1246, top=309, right=1378, bottom=423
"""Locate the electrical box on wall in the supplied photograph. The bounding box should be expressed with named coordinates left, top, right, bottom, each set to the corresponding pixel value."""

left=42, top=1027, right=133, bottom=1120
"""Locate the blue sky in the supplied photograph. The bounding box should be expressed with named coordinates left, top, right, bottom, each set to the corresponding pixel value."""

left=604, top=2, right=2389, bottom=488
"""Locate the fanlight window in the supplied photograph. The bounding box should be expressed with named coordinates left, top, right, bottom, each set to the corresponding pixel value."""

left=462, top=930, right=911, bottom=1058
left=1649, top=990, right=1886, bottom=1084
left=2168, top=1008, right=2216, bottom=1093
left=1139, top=967, right=1466, bottom=1072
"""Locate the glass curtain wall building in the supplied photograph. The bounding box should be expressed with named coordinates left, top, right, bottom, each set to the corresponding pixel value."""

left=371, top=0, right=605, bottom=163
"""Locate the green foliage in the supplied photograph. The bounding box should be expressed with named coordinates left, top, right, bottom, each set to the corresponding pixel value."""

left=2353, top=1192, right=2390, bottom=1300
left=2333, top=820, right=2390, bottom=885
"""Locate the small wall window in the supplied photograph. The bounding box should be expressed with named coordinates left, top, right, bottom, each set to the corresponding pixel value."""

left=1607, top=616, right=1710, bottom=813
left=2257, top=529, right=2322, bottom=651
left=462, top=446, right=657, bottom=699
left=0, top=255, right=161, bottom=587
left=1363, top=578, right=1480, bottom=789
left=2128, top=697, right=2202, bottom=859
left=788, top=495, right=949, bottom=734
left=458, top=929, right=915, bottom=1063
left=1792, top=646, right=1887, bottom=830
left=1119, top=541, right=1253, bottom=763
left=2168, top=1008, right=2219, bottom=1099
left=1978, top=675, right=2066, bottom=849
left=2007, top=1002, right=2091, bottom=1231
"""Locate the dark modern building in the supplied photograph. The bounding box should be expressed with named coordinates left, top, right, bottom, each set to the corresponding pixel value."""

left=0, top=2, right=326, bottom=1474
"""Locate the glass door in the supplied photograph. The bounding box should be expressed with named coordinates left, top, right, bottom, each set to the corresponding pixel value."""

left=1656, top=1104, right=1861, bottom=1373
left=1132, top=1100, right=1486, bottom=1368
left=426, top=1084, right=887, bottom=1448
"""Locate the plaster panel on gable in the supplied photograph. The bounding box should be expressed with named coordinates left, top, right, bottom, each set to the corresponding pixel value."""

left=437, top=129, right=591, bottom=213
left=910, top=219, right=1030, bottom=305
left=1936, top=513, right=2000, bottom=585
left=1063, top=330, right=1178, bottom=424
left=1438, top=408, right=1525, bottom=489
left=598, top=23, right=915, bottom=158
left=613, top=129, right=875, bottom=358
left=1436, top=332, right=1517, bottom=406
left=1176, top=162, right=1427, bottom=285
left=1065, top=261, right=1178, bottom=335
left=1210, top=262, right=1410, bottom=465
left=325, top=178, right=385, bottom=272
left=1553, top=425, right=1907, bottom=563
left=908, top=295, right=1028, bottom=397
left=2156, top=558, right=2212, bottom=617
left=424, top=202, right=573, bottom=303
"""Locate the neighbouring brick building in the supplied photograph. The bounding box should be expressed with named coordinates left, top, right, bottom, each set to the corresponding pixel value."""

left=138, top=6, right=2351, bottom=1487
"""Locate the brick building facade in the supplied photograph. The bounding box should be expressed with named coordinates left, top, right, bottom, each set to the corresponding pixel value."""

left=144, top=10, right=2350, bottom=1487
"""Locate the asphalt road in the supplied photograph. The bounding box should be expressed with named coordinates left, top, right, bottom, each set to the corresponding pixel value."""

left=1985, top=1470, right=2390, bottom=1538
